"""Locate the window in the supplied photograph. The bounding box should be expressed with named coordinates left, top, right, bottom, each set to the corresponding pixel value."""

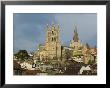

left=52, top=31, right=54, bottom=34
left=52, top=37, right=53, bottom=41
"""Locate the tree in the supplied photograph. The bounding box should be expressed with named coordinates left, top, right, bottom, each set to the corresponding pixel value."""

left=64, top=49, right=72, bottom=60
left=14, top=50, right=30, bottom=61
left=88, top=60, right=94, bottom=65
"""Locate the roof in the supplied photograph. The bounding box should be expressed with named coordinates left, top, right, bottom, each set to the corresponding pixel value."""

left=24, top=69, right=42, bottom=75
left=90, top=63, right=97, bottom=69
left=73, top=27, right=79, bottom=42
left=62, top=46, right=73, bottom=50
left=79, top=65, right=91, bottom=74
left=13, top=60, right=21, bottom=70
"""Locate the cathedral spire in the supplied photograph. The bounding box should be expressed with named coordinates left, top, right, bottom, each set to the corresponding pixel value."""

left=73, top=25, right=79, bottom=42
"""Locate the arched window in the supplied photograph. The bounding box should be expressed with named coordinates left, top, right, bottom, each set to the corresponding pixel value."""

left=52, top=31, right=54, bottom=34
left=52, top=37, right=53, bottom=41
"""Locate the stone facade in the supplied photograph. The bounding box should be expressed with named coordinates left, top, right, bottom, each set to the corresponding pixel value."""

left=34, top=24, right=97, bottom=64
left=45, top=24, right=61, bottom=59
left=36, top=24, right=61, bottom=61
left=70, top=26, right=83, bottom=58
left=70, top=25, right=82, bottom=50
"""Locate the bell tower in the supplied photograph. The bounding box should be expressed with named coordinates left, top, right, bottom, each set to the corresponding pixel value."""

left=45, top=24, right=61, bottom=59
left=46, top=24, right=60, bottom=43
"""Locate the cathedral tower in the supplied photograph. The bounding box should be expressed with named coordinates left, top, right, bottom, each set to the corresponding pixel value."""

left=45, top=24, right=61, bottom=59
left=70, top=25, right=82, bottom=50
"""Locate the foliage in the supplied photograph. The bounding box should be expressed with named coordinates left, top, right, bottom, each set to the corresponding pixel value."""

left=14, top=50, right=30, bottom=61
left=64, top=49, right=72, bottom=60
left=88, top=60, right=94, bottom=65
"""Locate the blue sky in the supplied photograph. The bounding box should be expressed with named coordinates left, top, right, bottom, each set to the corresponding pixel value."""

left=13, top=13, right=97, bottom=53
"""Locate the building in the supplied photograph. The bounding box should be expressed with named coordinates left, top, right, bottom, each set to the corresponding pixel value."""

left=13, top=60, right=25, bottom=75
left=34, top=24, right=97, bottom=65
left=79, top=65, right=91, bottom=75
left=45, top=24, right=61, bottom=59
left=70, top=25, right=82, bottom=50
left=35, top=24, right=62, bottom=61
left=13, top=23, right=97, bottom=75
left=69, top=25, right=84, bottom=62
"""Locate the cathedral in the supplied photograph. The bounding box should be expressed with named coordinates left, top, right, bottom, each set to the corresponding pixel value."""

left=70, top=25, right=82, bottom=50
left=13, top=23, right=97, bottom=75
left=45, top=24, right=61, bottom=59
left=70, top=25, right=83, bottom=57
left=34, top=23, right=97, bottom=64
left=34, top=24, right=61, bottom=61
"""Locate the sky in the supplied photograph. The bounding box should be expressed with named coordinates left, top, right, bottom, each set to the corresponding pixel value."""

left=13, top=13, right=97, bottom=53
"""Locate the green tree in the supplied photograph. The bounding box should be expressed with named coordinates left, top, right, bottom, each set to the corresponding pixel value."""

left=88, top=60, right=94, bottom=65
left=14, top=50, right=30, bottom=61
left=64, top=49, right=72, bottom=60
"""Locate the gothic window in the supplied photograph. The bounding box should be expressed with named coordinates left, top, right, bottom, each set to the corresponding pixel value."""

left=52, top=31, right=54, bottom=34
left=52, top=37, right=53, bottom=41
